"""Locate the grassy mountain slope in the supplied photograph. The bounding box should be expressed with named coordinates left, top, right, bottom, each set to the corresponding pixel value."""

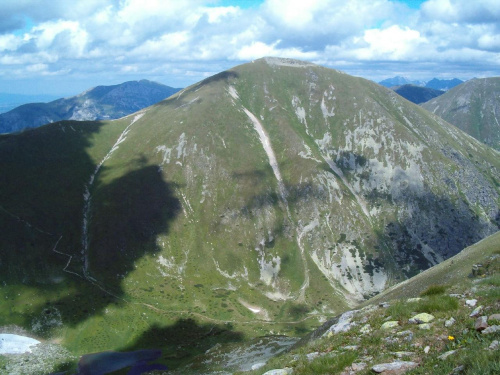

left=0, top=80, right=181, bottom=134
left=422, top=77, right=500, bottom=150
left=0, top=58, right=499, bottom=371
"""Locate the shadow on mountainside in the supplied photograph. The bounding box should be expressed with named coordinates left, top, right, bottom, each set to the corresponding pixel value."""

left=0, top=121, right=107, bottom=284
left=88, top=162, right=181, bottom=289
left=0, top=119, right=183, bottom=339
left=120, top=318, right=244, bottom=370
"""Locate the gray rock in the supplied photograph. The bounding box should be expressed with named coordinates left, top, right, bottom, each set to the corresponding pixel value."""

left=466, top=299, right=477, bottom=307
left=445, top=317, right=456, bottom=327
left=372, top=360, right=418, bottom=373
left=489, top=340, right=499, bottom=350
left=470, top=305, right=484, bottom=317
left=379, top=302, right=390, bottom=308
left=424, top=346, right=430, bottom=354
left=409, top=313, right=435, bottom=324
left=262, top=368, right=293, bottom=375
left=419, top=323, right=432, bottom=330
left=438, top=350, right=458, bottom=360
left=392, top=351, right=415, bottom=358
left=475, top=316, right=488, bottom=331
left=360, top=324, right=372, bottom=334
left=489, top=314, right=500, bottom=322
left=381, top=321, right=400, bottom=330
left=323, top=310, right=359, bottom=337
left=482, top=325, right=500, bottom=334
left=251, top=362, right=266, bottom=370
left=407, top=298, right=422, bottom=303
left=351, top=362, right=367, bottom=371
left=396, top=330, right=414, bottom=342
left=306, top=352, right=320, bottom=361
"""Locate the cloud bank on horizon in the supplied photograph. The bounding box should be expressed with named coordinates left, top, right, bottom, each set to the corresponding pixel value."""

left=0, top=0, right=499, bottom=95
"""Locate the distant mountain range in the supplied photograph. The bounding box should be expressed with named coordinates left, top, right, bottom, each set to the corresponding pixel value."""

left=378, top=76, right=426, bottom=88
left=422, top=77, right=500, bottom=150
left=379, top=77, right=464, bottom=105
left=425, top=77, right=464, bottom=91
left=0, top=80, right=181, bottom=133
left=379, top=76, right=464, bottom=91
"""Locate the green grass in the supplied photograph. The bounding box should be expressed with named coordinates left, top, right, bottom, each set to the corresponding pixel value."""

left=419, top=295, right=459, bottom=313
left=420, top=284, right=448, bottom=296
left=297, top=351, right=357, bottom=375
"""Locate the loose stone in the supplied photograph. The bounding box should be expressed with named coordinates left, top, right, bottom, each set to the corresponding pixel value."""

left=381, top=321, right=399, bottom=330
left=372, top=360, right=418, bottom=374
left=489, top=314, right=500, bottom=322
left=445, top=317, right=456, bottom=327
left=482, top=325, right=500, bottom=334
left=470, top=306, right=483, bottom=317
left=475, top=316, right=488, bottom=331
left=466, top=299, right=477, bottom=307
left=438, top=350, right=458, bottom=360
left=262, top=368, right=293, bottom=375
left=409, top=313, right=434, bottom=324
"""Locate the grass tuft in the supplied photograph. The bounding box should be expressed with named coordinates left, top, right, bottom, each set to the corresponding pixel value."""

left=420, top=295, right=459, bottom=313
left=420, top=284, right=448, bottom=297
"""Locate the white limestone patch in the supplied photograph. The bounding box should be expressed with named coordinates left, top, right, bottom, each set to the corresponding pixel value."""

left=176, top=96, right=200, bottom=109
left=243, top=107, right=288, bottom=205
left=238, top=299, right=270, bottom=320
left=0, top=334, right=40, bottom=354
left=213, top=259, right=249, bottom=281
left=228, top=85, right=239, bottom=100
left=264, top=57, right=315, bottom=68
left=155, top=145, right=172, bottom=165
left=265, top=290, right=292, bottom=301
left=298, top=143, right=321, bottom=162
left=320, top=86, right=336, bottom=122
left=292, top=96, right=307, bottom=127
left=176, top=133, right=187, bottom=159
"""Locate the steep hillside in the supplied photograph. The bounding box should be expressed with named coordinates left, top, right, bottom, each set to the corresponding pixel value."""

left=422, top=77, right=500, bottom=150
left=237, top=231, right=500, bottom=375
left=0, top=80, right=181, bottom=133
left=0, top=57, right=499, bottom=371
left=393, top=84, right=444, bottom=104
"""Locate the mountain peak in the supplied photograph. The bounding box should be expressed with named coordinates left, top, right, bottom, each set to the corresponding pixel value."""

left=0, top=80, right=181, bottom=133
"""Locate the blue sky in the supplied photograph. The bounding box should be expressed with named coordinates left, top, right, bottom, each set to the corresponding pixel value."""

left=0, top=0, right=499, bottom=96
